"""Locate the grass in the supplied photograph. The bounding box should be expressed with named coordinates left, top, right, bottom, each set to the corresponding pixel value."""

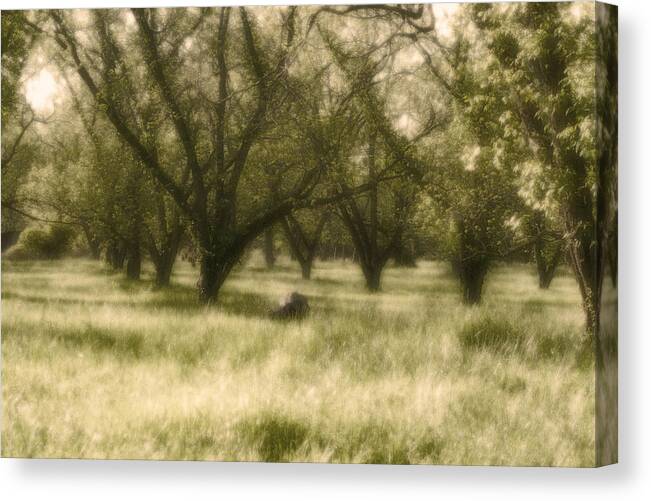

left=1, top=255, right=595, bottom=466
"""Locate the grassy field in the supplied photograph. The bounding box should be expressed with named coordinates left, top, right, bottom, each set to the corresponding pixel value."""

left=1, top=256, right=595, bottom=466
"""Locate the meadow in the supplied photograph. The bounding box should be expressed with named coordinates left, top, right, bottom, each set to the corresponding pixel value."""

left=1, top=256, right=595, bottom=466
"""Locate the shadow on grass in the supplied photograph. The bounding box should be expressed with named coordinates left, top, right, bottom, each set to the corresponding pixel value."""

left=13, top=320, right=218, bottom=366
left=2, top=283, right=277, bottom=319
left=2, top=259, right=107, bottom=276
left=246, top=264, right=298, bottom=274
left=458, top=314, right=593, bottom=369
left=519, top=297, right=581, bottom=311
left=309, top=276, right=343, bottom=286
left=46, top=323, right=148, bottom=359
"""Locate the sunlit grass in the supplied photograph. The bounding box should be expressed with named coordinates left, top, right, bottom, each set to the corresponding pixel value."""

left=1, top=256, right=595, bottom=465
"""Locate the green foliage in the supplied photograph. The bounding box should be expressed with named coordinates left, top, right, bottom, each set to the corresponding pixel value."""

left=6, top=224, right=76, bottom=260
left=1, top=11, right=31, bottom=123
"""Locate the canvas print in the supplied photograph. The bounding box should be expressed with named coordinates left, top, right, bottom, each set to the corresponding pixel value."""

left=1, top=2, right=617, bottom=466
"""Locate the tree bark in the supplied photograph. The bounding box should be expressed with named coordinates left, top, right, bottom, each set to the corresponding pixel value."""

left=565, top=198, right=603, bottom=333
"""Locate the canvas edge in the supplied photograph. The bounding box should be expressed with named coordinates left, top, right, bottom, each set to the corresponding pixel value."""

left=594, top=0, right=618, bottom=468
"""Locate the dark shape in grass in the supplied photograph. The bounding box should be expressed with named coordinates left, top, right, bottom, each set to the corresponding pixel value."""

left=270, top=292, right=309, bottom=320
left=458, top=316, right=524, bottom=354
left=237, top=413, right=308, bottom=462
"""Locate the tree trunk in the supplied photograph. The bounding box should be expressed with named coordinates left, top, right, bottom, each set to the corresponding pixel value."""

left=607, top=216, right=617, bottom=287
left=538, top=267, right=555, bottom=290
left=568, top=242, right=601, bottom=334
left=534, top=241, right=562, bottom=289
left=300, top=260, right=312, bottom=280
left=565, top=204, right=603, bottom=334
left=452, top=215, right=489, bottom=305
left=198, top=249, right=238, bottom=303
left=456, top=257, right=489, bottom=305
left=263, top=228, right=275, bottom=269
left=153, top=254, right=174, bottom=287
left=150, top=230, right=182, bottom=288
left=362, top=263, right=382, bottom=292
left=126, top=241, right=141, bottom=280
left=107, top=240, right=126, bottom=270
left=281, top=214, right=328, bottom=281
left=199, top=256, right=221, bottom=303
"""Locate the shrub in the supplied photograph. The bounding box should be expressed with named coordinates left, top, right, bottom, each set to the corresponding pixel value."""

left=5, top=224, right=76, bottom=260
left=458, top=316, right=524, bottom=354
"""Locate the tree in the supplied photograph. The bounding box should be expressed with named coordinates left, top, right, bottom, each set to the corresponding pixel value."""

left=471, top=3, right=607, bottom=330
left=336, top=131, right=417, bottom=291
left=401, top=12, right=521, bottom=304
left=281, top=210, right=329, bottom=279
left=317, top=23, right=438, bottom=291
left=523, top=210, right=564, bottom=289
left=47, top=7, right=350, bottom=302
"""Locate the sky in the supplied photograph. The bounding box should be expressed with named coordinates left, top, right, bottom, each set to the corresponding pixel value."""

left=24, top=67, right=58, bottom=114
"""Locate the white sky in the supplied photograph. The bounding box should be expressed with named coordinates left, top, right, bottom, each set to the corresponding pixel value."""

left=24, top=67, right=59, bottom=115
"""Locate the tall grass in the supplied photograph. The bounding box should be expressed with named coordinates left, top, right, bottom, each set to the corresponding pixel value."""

left=1, top=257, right=595, bottom=465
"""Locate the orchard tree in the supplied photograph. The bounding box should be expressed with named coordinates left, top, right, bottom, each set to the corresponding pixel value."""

left=470, top=2, right=611, bottom=330
left=335, top=130, right=419, bottom=291
left=281, top=209, right=329, bottom=279
left=45, top=6, right=355, bottom=302
left=521, top=209, right=564, bottom=289
left=377, top=8, right=522, bottom=304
